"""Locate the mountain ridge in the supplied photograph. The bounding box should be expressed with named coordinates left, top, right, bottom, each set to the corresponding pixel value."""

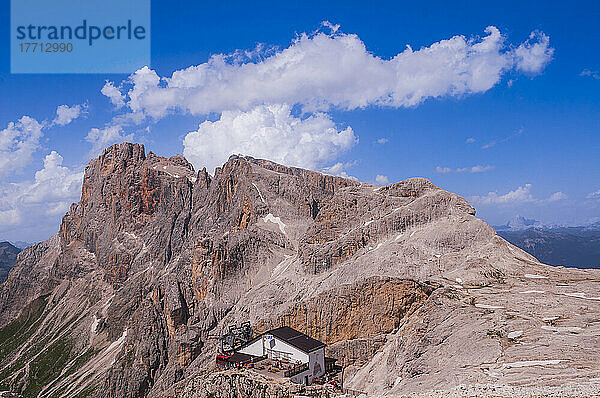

left=498, top=226, right=600, bottom=269
left=1, top=143, right=599, bottom=397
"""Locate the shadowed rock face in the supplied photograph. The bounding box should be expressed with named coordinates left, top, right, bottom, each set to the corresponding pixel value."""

left=0, top=242, right=20, bottom=283
left=0, top=143, right=599, bottom=398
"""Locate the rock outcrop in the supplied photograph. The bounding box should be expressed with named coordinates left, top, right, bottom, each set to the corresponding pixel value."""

left=0, top=143, right=599, bottom=398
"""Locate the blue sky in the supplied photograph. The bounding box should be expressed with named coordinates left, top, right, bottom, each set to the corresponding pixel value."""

left=0, top=0, right=599, bottom=242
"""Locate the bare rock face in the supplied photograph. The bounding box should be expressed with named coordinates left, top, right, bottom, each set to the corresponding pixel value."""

left=178, top=370, right=296, bottom=398
left=0, top=142, right=599, bottom=398
left=256, top=277, right=433, bottom=346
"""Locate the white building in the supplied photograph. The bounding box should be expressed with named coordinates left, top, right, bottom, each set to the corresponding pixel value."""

left=238, top=326, right=326, bottom=385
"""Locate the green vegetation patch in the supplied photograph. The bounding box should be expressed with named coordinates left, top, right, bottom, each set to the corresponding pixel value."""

left=43, top=347, right=99, bottom=396
left=0, top=294, right=50, bottom=359
left=21, top=337, right=73, bottom=397
left=0, top=294, right=82, bottom=397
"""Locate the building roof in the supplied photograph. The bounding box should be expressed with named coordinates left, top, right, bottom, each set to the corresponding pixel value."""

left=226, top=351, right=258, bottom=363
left=268, top=326, right=325, bottom=353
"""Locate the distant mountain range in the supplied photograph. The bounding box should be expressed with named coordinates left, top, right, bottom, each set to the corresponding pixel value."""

left=495, top=217, right=600, bottom=269
left=10, top=241, right=33, bottom=250
left=0, top=241, right=20, bottom=283
left=494, top=215, right=544, bottom=231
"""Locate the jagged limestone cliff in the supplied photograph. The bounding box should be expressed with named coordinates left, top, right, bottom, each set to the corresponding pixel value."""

left=0, top=143, right=599, bottom=397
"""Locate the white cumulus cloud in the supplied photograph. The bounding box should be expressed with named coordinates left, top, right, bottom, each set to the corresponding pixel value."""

left=514, top=31, right=554, bottom=73
left=472, top=184, right=535, bottom=205
left=587, top=189, right=600, bottom=200
left=53, top=104, right=83, bottom=126
left=106, top=25, right=553, bottom=119
left=0, top=151, right=83, bottom=239
left=472, top=184, right=567, bottom=205
left=375, top=175, right=389, bottom=185
left=581, top=69, right=600, bottom=80
left=92, top=24, right=553, bottom=174
left=86, top=125, right=134, bottom=156
left=183, top=104, right=356, bottom=173
left=548, top=191, right=567, bottom=202
left=0, top=208, right=21, bottom=227
left=20, top=151, right=84, bottom=210
left=1, top=109, right=88, bottom=177
left=0, top=116, right=43, bottom=177
left=436, top=165, right=494, bottom=174
left=101, top=81, right=126, bottom=107
left=321, top=161, right=358, bottom=180
left=458, top=165, right=495, bottom=173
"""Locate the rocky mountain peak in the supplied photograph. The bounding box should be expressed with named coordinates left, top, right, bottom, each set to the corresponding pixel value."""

left=1, top=143, right=599, bottom=398
left=96, top=142, right=146, bottom=173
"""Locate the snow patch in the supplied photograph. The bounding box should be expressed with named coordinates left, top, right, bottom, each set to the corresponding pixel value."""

left=263, top=214, right=286, bottom=234
left=520, top=290, right=545, bottom=294
left=252, top=183, right=266, bottom=204
left=162, top=170, right=183, bottom=179
left=500, top=359, right=564, bottom=369
left=271, top=255, right=294, bottom=278
left=507, top=330, right=523, bottom=339
left=452, top=284, right=463, bottom=289
left=102, top=294, right=115, bottom=315
left=364, top=219, right=374, bottom=226
left=487, top=369, right=503, bottom=378
left=162, top=166, right=167, bottom=170
left=123, top=231, right=138, bottom=240
left=524, top=274, right=548, bottom=279
left=104, top=328, right=128, bottom=365
left=562, top=292, right=600, bottom=301
left=395, top=234, right=403, bottom=241
left=455, top=277, right=463, bottom=283
left=188, top=176, right=197, bottom=183
left=410, top=231, right=415, bottom=237
left=542, top=326, right=582, bottom=333
left=475, top=303, right=504, bottom=310
left=542, top=316, right=560, bottom=322
left=91, top=315, right=100, bottom=334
